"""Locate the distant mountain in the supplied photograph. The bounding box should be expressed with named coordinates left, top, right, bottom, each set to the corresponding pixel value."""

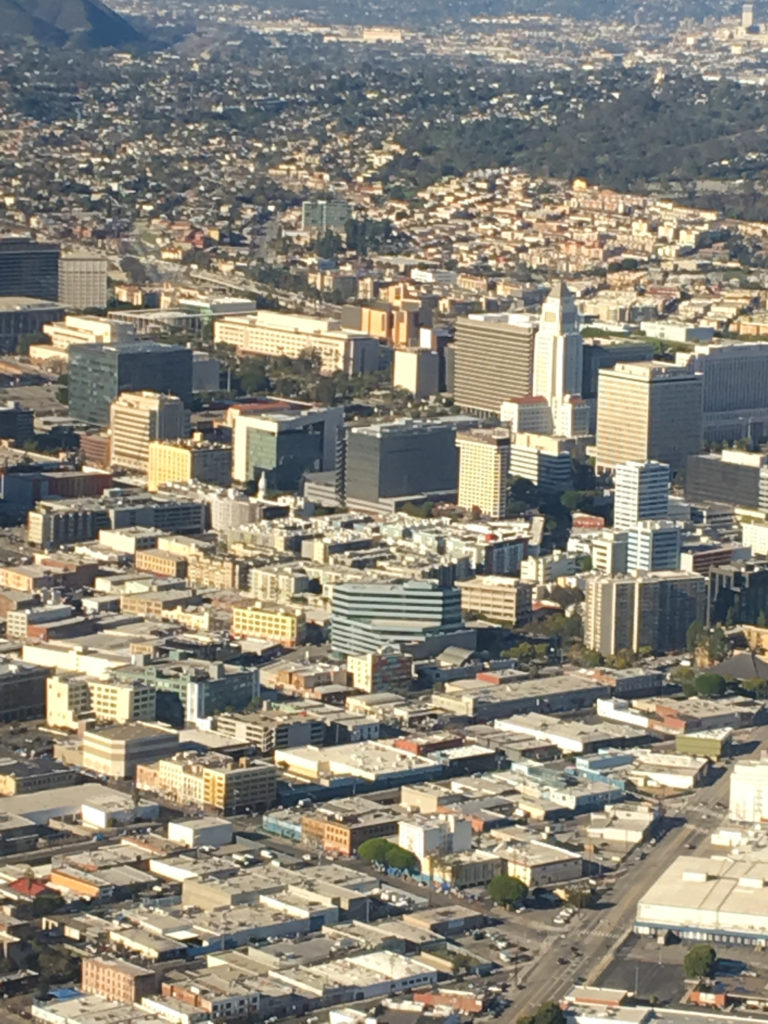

left=0, top=0, right=142, bottom=47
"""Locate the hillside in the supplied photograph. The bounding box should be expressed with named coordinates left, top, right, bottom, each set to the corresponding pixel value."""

left=0, top=0, right=142, bottom=46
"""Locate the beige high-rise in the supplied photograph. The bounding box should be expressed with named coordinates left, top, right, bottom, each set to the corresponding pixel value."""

left=109, top=390, right=188, bottom=472
left=584, top=570, right=706, bottom=656
left=456, top=428, right=510, bottom=517
left=596, top=362, right=702, bottom=472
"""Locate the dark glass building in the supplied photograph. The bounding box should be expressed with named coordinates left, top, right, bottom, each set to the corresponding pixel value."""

left=707, top=559, right=768, bottom=626
left=685, top=451, right=764, bottom=510
left=0, top=237, right=60, bottom=302
left=581, top=337, right=654, bottom=400
left=344, top=415, right=477, bottom=512
left=69, top=341, right=193, bottom=426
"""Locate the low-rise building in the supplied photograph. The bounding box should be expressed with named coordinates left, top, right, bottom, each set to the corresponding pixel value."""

left=147, top=436, right=232, bottom=492
left=636, top=848, right=768, bottom=944
left=47, top=674, right=157, bottom=730
left=231, top=603, right=307, bottom=645
left=301, top=797, right=401, bottom=855
left=81, top=723, right=180, bottom=779
left=81, top=957, right=158, bottom=1004
left=136, top=750, right=277, bottom=813
left=346, top=651, right=413, bottom=694
left=457, top=575, right=533, bottom=625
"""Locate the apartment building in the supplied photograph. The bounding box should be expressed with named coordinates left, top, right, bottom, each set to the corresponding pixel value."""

left=46, top=674, right=156, bottom=730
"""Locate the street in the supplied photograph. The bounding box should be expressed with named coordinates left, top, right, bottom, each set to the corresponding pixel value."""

left=499, top=749, right=737, bottom=1021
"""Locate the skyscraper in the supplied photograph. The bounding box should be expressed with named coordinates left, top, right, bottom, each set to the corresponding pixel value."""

left=596, top=362, right=703, bottom=472
left=109, top=391, right=188, bottom=472
left=0, top=237, right=60, bottom=302
left=68, top=341, right=193, bottom=427
left=59, top=253, right=108, bottom=310
left=614, top=461, right=670, bottom=530
left=456, top=428, right=511, bottom=518
left=533, top=281, right=583, bottom=407
left=453, top=313, right=537, bottom=417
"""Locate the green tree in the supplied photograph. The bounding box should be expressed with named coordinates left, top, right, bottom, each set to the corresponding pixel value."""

left=385, top=844, right=420, bottom=874
left=687, top=619, right=705, bottom=654
left=684, top=944, right=716, bottom=978
left=565, top=887, right=596, bottom=908
left=238, top=356, right=270, bottom=394
left=31, top=891, right=64, bottom=919
left=487, top=874, right=528, bottom=907
left=693, top=672, right=726, bottom=697
left=55, top=372, right=69, bottom=406
left=16, top=332, right=46, bottom=356
left=357, top=837, right=391, bottom=865
left=519, top=1002, right=567, bottom=1024
left=358, top=838, right=419, bottom=874
left=577, top=554, right=593, bottom=572
left=707, top=626, right=729, bottom=663
left=741, top=675, right=768, bottom=695
left=313, top=230, right=343, bottom=259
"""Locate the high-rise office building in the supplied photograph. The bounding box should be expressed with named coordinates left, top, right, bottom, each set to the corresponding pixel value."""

left=68, top=341, right=193, bottom=427
left=58, top=253, right=108, bottom=311
left=453, top=313, right=537, bottom=417
left=626, top=521, right=682, bottom=572
left=508, top=432, right=573, bottom=494
left=147, top=436, right=232, bottom=492
left=109, top=391, right=188, bottom=472
left=331, top=579, right=463, bottom=655
left=0, top=237, right=60, bottom=302
left=743, top=2, right=755, bottom=30
left=232, top=405, right=343, bottom=491
left=614, top=461, right=670, bottom=530
left=677, top=342, right=768, bottom=442
left=533, top=281, right=583, bottom=407
left=585, top=571, right=706, bottom=656
left=344, top=416, right=477, bottom=513
left=456, top=428, right=511, bottom=518
left=596, top=362, right=703, bottom=472
left=581, top=337, right=655, bottom=400
left=685, top=449, right=766, bottom=511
